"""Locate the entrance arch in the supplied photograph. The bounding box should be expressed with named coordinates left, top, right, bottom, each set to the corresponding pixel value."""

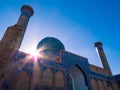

left=70, top=66, right=88, bottom=90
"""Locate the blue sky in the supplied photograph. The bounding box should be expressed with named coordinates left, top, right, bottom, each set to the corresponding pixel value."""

left=0, top=0, right=120, bottom=75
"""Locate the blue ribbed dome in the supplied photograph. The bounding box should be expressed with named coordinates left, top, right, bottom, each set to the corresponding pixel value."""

left=37, top=37, right=65, bottom=51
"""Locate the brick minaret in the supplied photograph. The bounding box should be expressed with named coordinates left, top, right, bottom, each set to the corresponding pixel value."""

left=17, top=5, right=34, bottom=33
left=94, top=42, right=112, bottom=75
left=0, top=5, right=34, bottom=88
left=0, top=5, right=34, bottom=63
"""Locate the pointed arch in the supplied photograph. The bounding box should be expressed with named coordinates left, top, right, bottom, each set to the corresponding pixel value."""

left=97, top=80, right=105, bottom=90
left=75, top=65, right=88, bottom=85
left=55, top=71, right=65, bottom=88
left=33, top=63, right=41, bottom=86
left=103, top=81, right=108, bottom=90
left=41, top=68, right=53, bottom=87
left=91, top=78, right=98, bottom=90
left=11, top=71, right=31, bottom=90
left=108, top=85, right=113, bottom=90
left=70, top=65, right=88, bottom=90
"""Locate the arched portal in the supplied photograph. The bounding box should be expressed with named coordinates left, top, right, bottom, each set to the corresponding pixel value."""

left=70, top=66, right=88, bottom=90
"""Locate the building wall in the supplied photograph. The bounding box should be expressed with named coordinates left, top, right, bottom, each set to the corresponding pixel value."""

left=112, top=81, right=119, bottom=90
left=0, top=47, right=120, bottom=90
left=90, top=64, right=110, bottom=76
left=90, top=78, right=113, bottom=90
left=90, top=74, right=120, bottom=90
left=0, top=21, right=120, bottom=90
left=11, top=72, right=31, bottom=90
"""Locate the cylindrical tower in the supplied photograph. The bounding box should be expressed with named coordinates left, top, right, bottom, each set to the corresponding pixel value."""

left=0, top=5, right=34, bottom=62
left=16, top=5, right=34, bottom=47
left=17, top=5, right=34, bottom=28
left=1, top=5, right=34, bottom=49
left=94, top=42, right=112, bottom=75
left=0, top=5, right=34, bottom=88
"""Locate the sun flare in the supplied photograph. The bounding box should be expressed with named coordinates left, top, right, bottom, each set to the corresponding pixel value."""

left=25, top=47, right=40, bottom=60
left=30, top=50, right=39, bottom=57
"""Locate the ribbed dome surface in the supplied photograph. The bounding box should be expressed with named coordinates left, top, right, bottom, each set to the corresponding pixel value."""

left=37, top=37, right=65, bottom=51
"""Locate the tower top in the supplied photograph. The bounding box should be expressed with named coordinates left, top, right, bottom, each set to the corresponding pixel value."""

left=94, top=41, right=103, bottom=47
left=17, top=5, right=34, bottom=26
left=21, top=5, right=34, bottom=16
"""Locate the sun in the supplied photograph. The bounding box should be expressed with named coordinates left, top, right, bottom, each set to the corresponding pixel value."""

left=25, top=47, right=40, bottom=60
left=30, top=50, right=40, bottom=57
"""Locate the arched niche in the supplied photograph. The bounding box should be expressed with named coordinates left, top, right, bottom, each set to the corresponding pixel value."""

left=103, top=81, right=108, bottom=90
left=41, top=68, right=53, bottom=87
left=91, top=78, right=98, bottom=90
left=33, top=64, right=41, bottom=86
left=97, top=80, right=105, bottom=90
left=11, top=71, right=31, bottom=90
left=0, top=74, right=4, bottom=84
left=70, top=65, right=88, bottom=90
left=108, top=85, right=113, bottom=90
left=55, top=71, right=66, bottom=90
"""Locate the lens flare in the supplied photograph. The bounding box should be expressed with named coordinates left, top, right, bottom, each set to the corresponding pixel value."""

left=29, top=50, right=40, bottom=60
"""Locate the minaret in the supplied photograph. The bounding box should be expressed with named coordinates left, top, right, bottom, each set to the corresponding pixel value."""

left=17, top=5, right=34, bottom=31
left=16, top=5, right=34, bottom=48
left=94, top=42, right=112, bottom=75
left=0, top=5, right=34, bottom=63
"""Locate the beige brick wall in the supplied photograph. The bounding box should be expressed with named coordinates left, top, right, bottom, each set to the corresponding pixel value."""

left=90, top=78, right=120, bottom=90
left=90, top=64, right=110, bottom=76
left=112, top=81, right=119, bottom=90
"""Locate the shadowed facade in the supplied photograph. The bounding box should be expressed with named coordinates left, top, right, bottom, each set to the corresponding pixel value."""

left=0, top=5, right=120, bottom=90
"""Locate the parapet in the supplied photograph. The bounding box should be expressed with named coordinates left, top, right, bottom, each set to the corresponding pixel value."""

left=21, top=5, right=34, bottom=16
left=94, top=41, right=103, bottom=47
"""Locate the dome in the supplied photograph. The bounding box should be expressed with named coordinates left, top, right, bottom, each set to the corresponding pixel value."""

left=37, top=37, right=65, bottom=51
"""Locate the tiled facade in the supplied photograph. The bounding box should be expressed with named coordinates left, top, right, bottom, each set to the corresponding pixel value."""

left=0, top=5, right=120, bottom=90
